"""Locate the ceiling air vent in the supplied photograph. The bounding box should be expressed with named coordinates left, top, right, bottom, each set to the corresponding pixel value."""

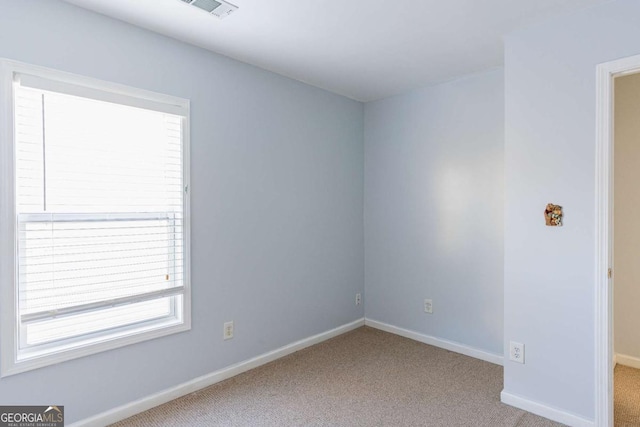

left=179, top=0, right=238, bottom=19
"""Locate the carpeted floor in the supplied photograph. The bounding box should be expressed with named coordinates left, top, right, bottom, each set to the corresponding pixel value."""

left=615, top=364, right=640, bottom=426
left=113, top=327, right=564, bottom=427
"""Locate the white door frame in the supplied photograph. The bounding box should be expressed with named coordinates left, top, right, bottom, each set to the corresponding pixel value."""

left=595, top=53, right=640, bottom=427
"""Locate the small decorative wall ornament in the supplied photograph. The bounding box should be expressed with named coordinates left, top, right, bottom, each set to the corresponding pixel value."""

left=544, top=203, right=563, bottom=227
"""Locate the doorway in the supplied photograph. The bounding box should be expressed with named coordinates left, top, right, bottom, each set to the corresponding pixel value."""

left=596, top=54, right=640, bottom=427
left=612, top=70, right=640, bottom=426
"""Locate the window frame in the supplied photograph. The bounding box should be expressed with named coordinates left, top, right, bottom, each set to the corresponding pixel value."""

left=0, top=59, right=191, bottom=377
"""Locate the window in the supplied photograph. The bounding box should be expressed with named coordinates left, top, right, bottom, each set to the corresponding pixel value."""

left=0, top=60, right=191, bottom=376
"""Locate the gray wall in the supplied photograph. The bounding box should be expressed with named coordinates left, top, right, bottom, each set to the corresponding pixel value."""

left=364, top=69, right=505, bottom=356
left=614, top=73, right=640, bottom=362
left=503, top=0, right=640, bottom=420
left=0, top=0, right=364, bottom=423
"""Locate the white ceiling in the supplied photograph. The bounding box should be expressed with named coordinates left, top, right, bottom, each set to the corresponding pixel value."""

left=62, top=0, right=611, bottom=102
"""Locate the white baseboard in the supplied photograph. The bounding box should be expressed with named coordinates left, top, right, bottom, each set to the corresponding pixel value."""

left=364, top=318, right=503, bottom=366
left=70, top=318, right=365, bottom=427
left=500, top=391, right=594, bottom=427
left=616, top=353, right=640, bottom=370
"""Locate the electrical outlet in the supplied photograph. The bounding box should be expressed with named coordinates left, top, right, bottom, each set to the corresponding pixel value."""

left=355, top=293, right=362, bottom=305
left=424, top=299, right=433, bottom=314
left=223, top=321, right=234, bottom=340
left=509, top=341, right=524, bottom=364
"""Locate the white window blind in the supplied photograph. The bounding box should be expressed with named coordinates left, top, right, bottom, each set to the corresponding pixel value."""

left=12, top=73, right=189, bottom=361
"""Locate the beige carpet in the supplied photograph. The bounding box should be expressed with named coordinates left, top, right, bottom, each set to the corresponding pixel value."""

left=615, top=364, right=640, bottom=426
left=113, top=327, right=564, bottom=427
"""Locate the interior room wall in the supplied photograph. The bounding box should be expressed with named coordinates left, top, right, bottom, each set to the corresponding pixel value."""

left=614, top=72, right=640, bottom=364
left=363, top=69, right=505, bottom=357
left=503, top=0, right=640, bottom=421
left=0, top=0, right=364, bottom=423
